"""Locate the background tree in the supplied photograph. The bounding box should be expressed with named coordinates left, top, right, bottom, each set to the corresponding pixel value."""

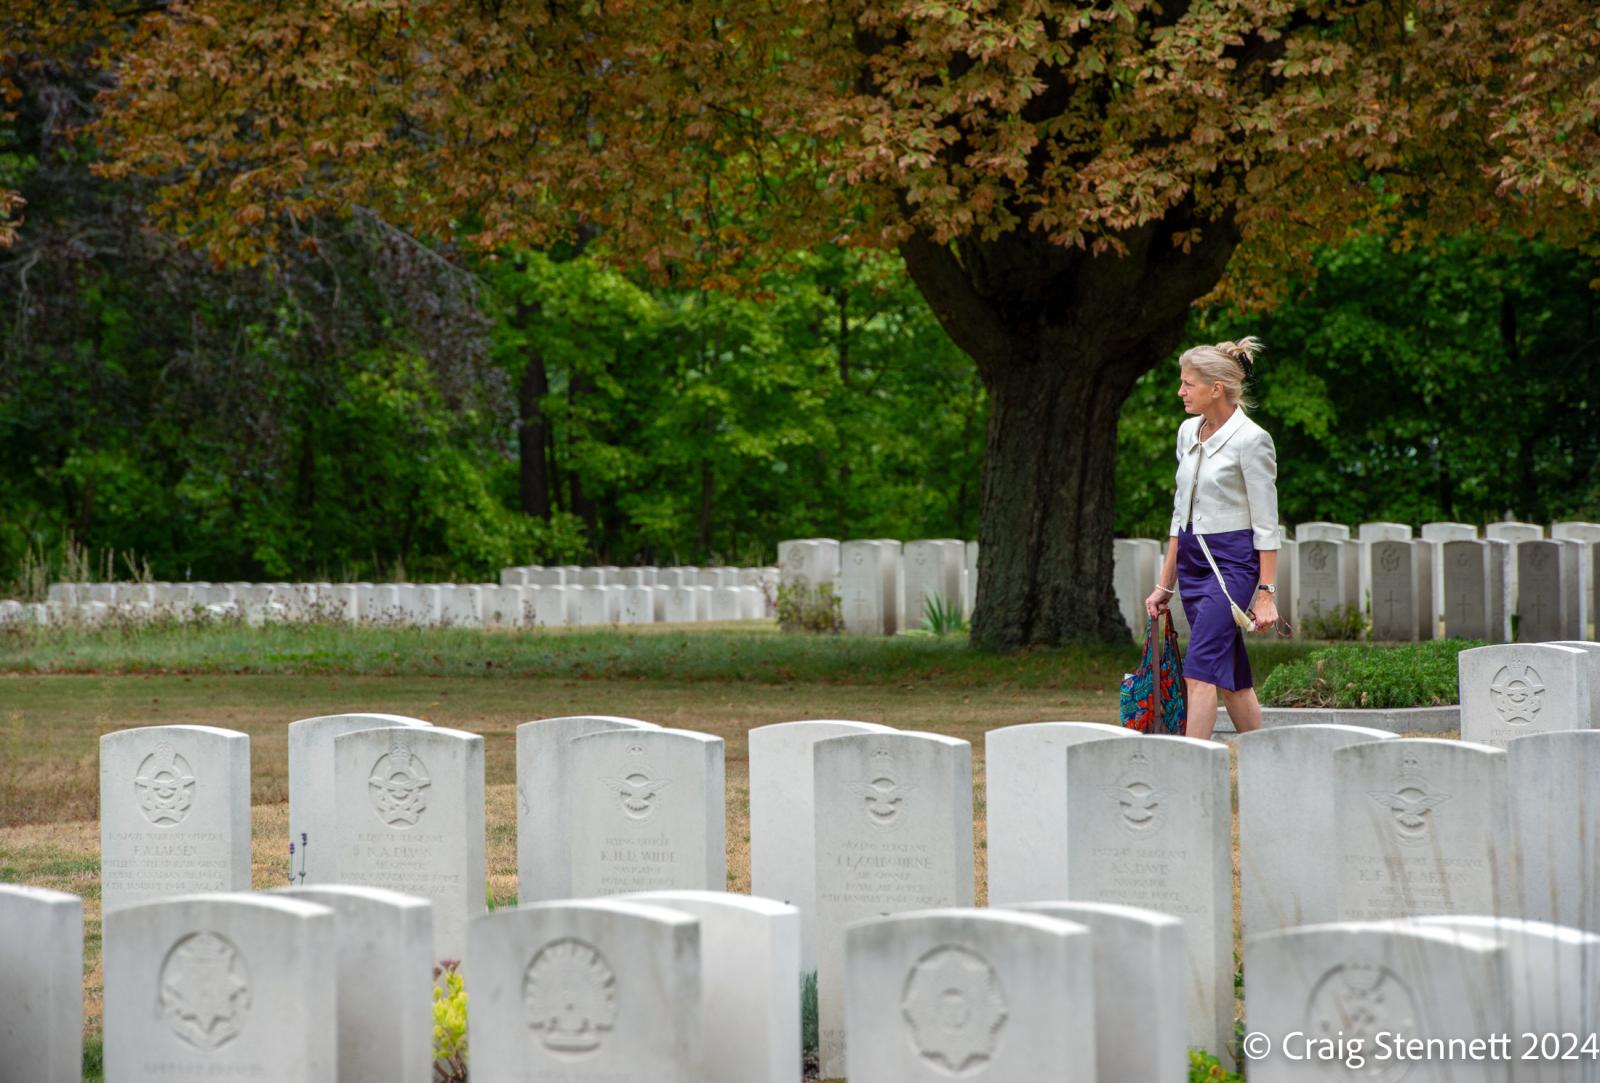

left=67, top=3, right=1600, bottom=644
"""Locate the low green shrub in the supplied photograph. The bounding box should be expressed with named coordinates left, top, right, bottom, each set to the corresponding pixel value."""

left=920, top=593, right=968, bottom=638
left=1297, top=602, right=1367, bottom=641
left=1189, top=1048, right=1244, bottom=1082
left=1260, top=638, right=1482, bottom=709
left=775, top=581, right=844, bottom=634
left=433, top=961, right=468, bottom=1082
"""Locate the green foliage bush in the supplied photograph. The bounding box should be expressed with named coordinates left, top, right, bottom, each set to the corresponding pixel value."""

left=1188, top=1048, right=1244, bottom=1082
left=1296, top=602, right=1368, bottom=642
left=776, top=582, right=844, bottom=634
left=920, top=593, right=968, bottom=638
left=1260, top=638, right=1482, bottom=709
left=433, top=961, right=468, bottom=1083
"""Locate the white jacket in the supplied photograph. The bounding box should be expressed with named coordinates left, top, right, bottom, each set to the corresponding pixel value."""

left=1168, top=407, right=1281, bottom=549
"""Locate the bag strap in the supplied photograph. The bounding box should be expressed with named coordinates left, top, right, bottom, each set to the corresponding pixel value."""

left=1193, top=531, right=1253, bottom=626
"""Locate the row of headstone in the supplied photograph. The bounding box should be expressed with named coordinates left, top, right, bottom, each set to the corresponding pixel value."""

left=90, top=705, right=1600, bottom=1077
left=7, top=882, right=803, bottom=1083
left=33, top=578, right=774, bottom=628
left=16, top=881, right=1599, bottom=1083
left=1103, top=521, right=1600, bottom=642
left=105, top=715, right=734, bottom=963
left=779, top=537, right=979, bottom=634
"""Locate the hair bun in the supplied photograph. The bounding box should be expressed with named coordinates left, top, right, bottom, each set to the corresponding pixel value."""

left=1224, top=336, right=1262, bottom=380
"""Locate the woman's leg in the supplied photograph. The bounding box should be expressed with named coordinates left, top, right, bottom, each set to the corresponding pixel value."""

left=1220, top=685, right=1263, bottom=733
left=1186, top=678, right=1219, bottom=740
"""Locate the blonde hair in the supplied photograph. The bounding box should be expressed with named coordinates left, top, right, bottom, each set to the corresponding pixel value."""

left=1180, top=336, right=1261, bottom=408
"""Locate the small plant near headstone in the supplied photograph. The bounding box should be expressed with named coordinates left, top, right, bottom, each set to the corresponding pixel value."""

left=919, top=593, right=967, bottom=637
left=1259, top=638, right=1482, bottom=709
left=1297, top=602, right=1367, bottom=640
left=1188, top=1048, right=1243, bottom=1082
left=433, top=960, right=468, bottom=1083
left=775, top=581, right=843, bottom=634
left=799, top=969, right=818, bottom=1072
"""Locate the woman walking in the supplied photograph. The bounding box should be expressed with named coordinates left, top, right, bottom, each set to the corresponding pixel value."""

left=1145, top=337, right=1280, bottom=740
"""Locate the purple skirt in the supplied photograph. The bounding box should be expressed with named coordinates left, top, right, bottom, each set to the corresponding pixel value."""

left=1177, top=527, right=1259, bottom=692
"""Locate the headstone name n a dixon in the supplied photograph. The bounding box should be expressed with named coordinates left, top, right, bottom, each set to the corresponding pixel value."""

left=99, top=725, right=251, bottom=913
left=287, top=713, right=432, bottom=887
left=813, top=731, right=974, bottom=1079
left=333, top=725, right=485, bottom=962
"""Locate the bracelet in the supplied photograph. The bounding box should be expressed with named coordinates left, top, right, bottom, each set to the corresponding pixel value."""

left=1153, top=583, right=1175, bottom=595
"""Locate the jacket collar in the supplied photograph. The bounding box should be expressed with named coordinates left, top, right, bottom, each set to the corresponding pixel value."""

left=1199, top=405, right=1249, bottom=454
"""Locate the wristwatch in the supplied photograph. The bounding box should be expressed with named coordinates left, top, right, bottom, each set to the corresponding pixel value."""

left=1256, top=583, right=1276, bottom=594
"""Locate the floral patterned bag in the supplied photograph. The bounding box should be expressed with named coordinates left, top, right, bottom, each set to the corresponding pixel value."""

left=1119, top=612, right=1187, bottom=735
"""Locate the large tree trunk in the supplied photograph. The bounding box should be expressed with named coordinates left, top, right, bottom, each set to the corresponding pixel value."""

left=516, top=336, right=553, bottom=521
left=900, top=208, right=1239, bottom=648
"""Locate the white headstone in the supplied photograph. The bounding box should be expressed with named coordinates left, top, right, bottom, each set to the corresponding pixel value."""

left=1489, top=519, right=1544, bottom=611
left=1509, top=730, right=1600, bottom=933
left=1368, top=539, right=1432, bottom=641
left=1400, top=915, right=1600, bottom=1083
left=1244, top=922, right=1509, bottom=1083
left=709, top=586, right=743, bottom=621
left=481, top=585, right=524, bottom=626
left=839, top=540, right=895, bottom=635
left=1518, top=539, right=1583, bottom=641
left=275, top=885, right=434, bottom=1083
left=664, top=585, right=697, bottom=622
left=529, top=583, right=568, bottom=627
left=620, top=585, right=655, bottom=624
left=515, top=715, right=661, bottom=903
left=1422, top=522, right=1479, bottom=624
left=1336, top=738, right=1513, bottom=920
left=1295, top=521, right=1351, bottom=541
left=1114, top=539, right=1155, bottom=641
left=844, top=909, right=1094, bottom=1082
left=983, top=721, right=1137, bottom=907
left=1065, top=736, right=1233, bottom=1067
left=1238, top=725, right=1396, bottom=941
left=0, top=885, right=82, bottom=1082
left=1295, top=538, right=1359, bottom=628
left=814, top=731, right=974, bottom=1079
left=747, top=719, right=895, bottom=972
left=287, top=713, right=433, bottom=886
left=103, top=894, right=337, bottom=1081
left=1458, top=643, right=1593, bottom=748
left=1443, top=538, right=1513, bottom=642
left=964, top=540, right=979, bottom=617
left=620, top=891, right=801, bottom=1083
left=1358, top=521, right=1413, bottom=614
left=567, top=727, right=727, bottom=896
left=1011, top=901, right=1187, bottom=1083
left=334, top=726, right=485, bottom=962
left=99, top=725, right=251, bottom=913
left=780, top=539, right=842, bottom=596
left=468, top=900, right=703, bottom=1082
